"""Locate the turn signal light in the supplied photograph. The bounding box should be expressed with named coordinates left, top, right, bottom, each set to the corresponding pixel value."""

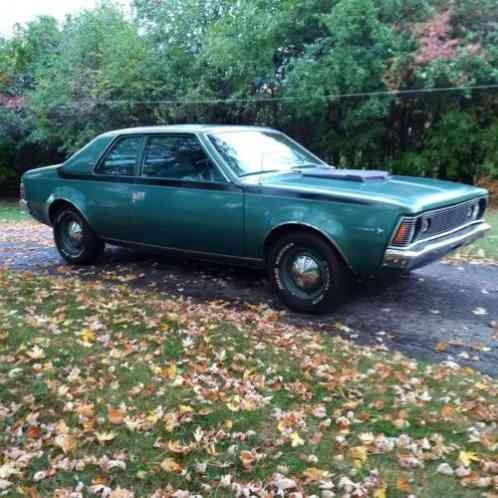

left=391, top=219, right=415, bottom=247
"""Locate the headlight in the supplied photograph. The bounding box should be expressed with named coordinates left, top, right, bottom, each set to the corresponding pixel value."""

left=467, top=203, right=479, bottom=220
left=420, top=217, right=431, bottom=234
left=472, top=203, right=480, bottom=220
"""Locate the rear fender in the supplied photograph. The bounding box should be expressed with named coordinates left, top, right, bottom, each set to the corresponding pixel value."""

left=46, top=187, right=91, bottom=227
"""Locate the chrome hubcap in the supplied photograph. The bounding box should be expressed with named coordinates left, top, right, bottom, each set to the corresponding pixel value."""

left=67, top=221, right=83, bottom=243
left=291, top=255, right=322, bottom=290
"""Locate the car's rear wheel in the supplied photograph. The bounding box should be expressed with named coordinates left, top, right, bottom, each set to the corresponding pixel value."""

left=53, top=207, right=104, bottom=265
left=268, top=232, right=351, bottom=314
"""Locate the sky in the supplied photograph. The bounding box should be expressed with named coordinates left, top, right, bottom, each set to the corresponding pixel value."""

left=0, top=0, right=125, bottom=37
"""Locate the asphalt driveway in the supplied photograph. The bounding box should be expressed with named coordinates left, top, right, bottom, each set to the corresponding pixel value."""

left=1, top=221, right=497, bottom=376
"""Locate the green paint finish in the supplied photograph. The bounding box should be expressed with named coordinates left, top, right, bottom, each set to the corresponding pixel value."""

left=259, top=172, right=488, bottom=214
left=21, top=126, right=489, bottom=275
left=132, top=184, right=244, bottom=256
left=243, top=188, right=401, bottom=273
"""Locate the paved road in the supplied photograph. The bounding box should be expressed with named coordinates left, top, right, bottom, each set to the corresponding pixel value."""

left=2, top=222, right=498, bottom=376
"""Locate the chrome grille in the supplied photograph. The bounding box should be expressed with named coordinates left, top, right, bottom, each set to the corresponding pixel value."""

left=417, top=198, right=484, bottom=241
left=389, top=197, right=487, bottom=249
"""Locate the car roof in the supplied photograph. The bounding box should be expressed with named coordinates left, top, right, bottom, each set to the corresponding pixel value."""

left=99, top=124, right=275, bottom=138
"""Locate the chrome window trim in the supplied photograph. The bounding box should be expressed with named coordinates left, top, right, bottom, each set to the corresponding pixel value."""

left=94, top=134, right=145, bottom=178
left=91, top=132, right=231, bottom=184
left=139, top=132, right=231, bottom=183
left=195, top=132, right=233, bottom=182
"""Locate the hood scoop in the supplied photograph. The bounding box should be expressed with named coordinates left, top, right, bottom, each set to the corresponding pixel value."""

left=301, top=168, right=391, bottom=182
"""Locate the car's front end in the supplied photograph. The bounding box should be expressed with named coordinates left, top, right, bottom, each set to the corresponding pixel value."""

left=383, top=196, right=490, bottom=270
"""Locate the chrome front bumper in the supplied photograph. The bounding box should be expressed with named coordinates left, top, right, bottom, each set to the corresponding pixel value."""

left=383, top=221, right=491, bottom=270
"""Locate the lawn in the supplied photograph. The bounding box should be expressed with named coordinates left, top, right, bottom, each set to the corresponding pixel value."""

left=455, top=208, right=498, bottom=261
left=1, top=268, right=498, bottom=497
left=0, top=199, right=30, bottom=223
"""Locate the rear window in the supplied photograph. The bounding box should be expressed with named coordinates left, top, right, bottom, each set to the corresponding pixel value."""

left=97, top=136, right=143, bottom=176
left=63, top=136, right=114, bottom=175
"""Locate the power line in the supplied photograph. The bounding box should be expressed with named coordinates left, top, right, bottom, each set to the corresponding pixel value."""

left=52, top=83, right=498, bottom=108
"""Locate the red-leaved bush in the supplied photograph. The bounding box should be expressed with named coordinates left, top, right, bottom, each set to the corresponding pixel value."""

left=415, top=11, right=459, bottom=63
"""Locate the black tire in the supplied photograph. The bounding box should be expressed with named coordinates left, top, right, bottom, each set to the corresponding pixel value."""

left=53, top=207, right=104, bottom=265
left=268, top=232, right=351, bottom=314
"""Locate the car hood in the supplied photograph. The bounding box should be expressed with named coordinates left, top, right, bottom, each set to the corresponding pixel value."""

left=243, top=171, right=488, bottom=214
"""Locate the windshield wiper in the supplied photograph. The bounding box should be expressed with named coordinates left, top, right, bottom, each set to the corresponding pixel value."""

left=239, top=164, right=324, bottom=177
left=291, top=163, right=327, bottom=169
left=239, top=170, right=285, bottom=177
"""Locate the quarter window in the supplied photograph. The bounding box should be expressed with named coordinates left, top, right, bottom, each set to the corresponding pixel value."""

left=142, top=135, right=225, bottom=183
left=97, top=136, right=142, bottom=176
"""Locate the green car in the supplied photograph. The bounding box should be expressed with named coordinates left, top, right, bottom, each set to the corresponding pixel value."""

left=21, top=125, right=490, bottom=313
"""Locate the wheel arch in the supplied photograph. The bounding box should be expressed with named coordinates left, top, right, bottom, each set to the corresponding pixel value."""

left=263, top=222, right=353, bottom=271
left=47, top=198, right=90, bottom=227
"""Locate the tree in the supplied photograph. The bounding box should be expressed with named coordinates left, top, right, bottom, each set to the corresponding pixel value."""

left=1, top=0, right=498, bottom=195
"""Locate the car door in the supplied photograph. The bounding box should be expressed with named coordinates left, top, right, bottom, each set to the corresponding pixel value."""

left=131, top=133, right=244, bottom=256
left=85, top=135, right=144, bottom=240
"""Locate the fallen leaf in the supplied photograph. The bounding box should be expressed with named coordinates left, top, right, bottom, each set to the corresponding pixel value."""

left=0, top=480, right=12, bottom=491
left=167, top=440, right=191, bottom=454
left=160, top=458, right=183, bottom=474
left=374, top=486, right=387, bottom=498
left=437, top=463, right=454, bottom=475
left=109, top=487, right=134, bottom=498
left=458, top=451, right=480, bottom=467
left=436, top=341, right=449, bottom=353
left=164, top=362, right=176, bottom=380
left=290, top=432, right=304, bottom=447
left=54, top=434, right=77, bottom=453
left=26, top=346, right=45, bottom=360
left=303, top=467, right=332, bottom=482
left=108, top=407, right=126, bottom=425
left=26, top=426, right=42, bottom=439
left=240, top=450, right=255, bottom=470
left=351, top=446, right=368, bottom=467
left=96, top=432, right=117, bottom=445
left=396, top=475, right=412, bottom=493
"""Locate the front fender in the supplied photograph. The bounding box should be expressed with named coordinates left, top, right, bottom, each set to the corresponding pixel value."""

left=245, top=193, right=402, bottom=274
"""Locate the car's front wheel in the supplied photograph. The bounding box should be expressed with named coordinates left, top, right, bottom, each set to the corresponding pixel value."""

left=53, top=207, right=104, bottom=265
left=268, top=232, right=351, bottom=314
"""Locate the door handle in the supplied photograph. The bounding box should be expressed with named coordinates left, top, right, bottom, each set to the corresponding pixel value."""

left=132, top=192, right=145, bottom=202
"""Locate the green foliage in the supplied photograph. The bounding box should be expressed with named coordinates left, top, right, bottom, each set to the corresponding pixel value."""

left=0, top=0, right=498, bottom=194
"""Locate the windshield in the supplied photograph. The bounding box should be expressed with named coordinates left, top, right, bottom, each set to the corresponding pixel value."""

left=208, top=131, right=325, bottom=177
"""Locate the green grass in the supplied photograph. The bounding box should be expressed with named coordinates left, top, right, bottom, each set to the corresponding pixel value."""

left=1, top=269, right=498, bottom=497
left=0, top=199, right=30, bottom=223
left=455, top=208, right=498, bottom=261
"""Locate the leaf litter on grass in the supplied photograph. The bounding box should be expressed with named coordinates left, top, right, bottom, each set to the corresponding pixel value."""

left=1, top=269, right=498, bottom=497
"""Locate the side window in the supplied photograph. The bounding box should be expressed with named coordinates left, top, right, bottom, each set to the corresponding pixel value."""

left=142, top=135, right=225, bottom=183
left=97, top=136, right=142, bottom=176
